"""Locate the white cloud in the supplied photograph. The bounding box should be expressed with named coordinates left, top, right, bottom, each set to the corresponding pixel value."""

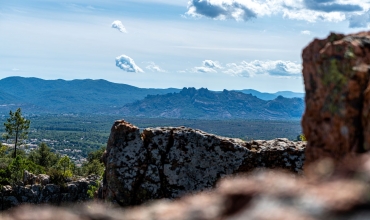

left=203, top=60, right=222, bottom=69
left=301, top=30, right=311, bottom=35
left=186, top=0, right=257, bottom=21
left=194, top=66, right=218, bottom=73
left=111, top=20, right=127, bottom=33
left=193, top=59, right=222, bottom=73
left=303, top=0, right=363, bottom=13
left=11, top=68, right=20, bottom=71
left=223, top=60, right=301, bottom=78
left=186, top=0, right=370, bottom=27
left=145, top=62, right=166, bottom=72
left=115, top=55, right=143, bottom=73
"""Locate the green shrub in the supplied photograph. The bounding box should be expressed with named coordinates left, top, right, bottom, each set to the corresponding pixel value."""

left=57, top=156, right=72, bottom=177
left=82, top=159, right=105, bottom=176
left=8, top=156, right=26, bottom=184
left=47, top=168, right=66, bottom=187
left=0, top=168, right=11, bottom=185
left=299, top=134, right=307, bottom=141
left=87, top=184, right=99, bottom=199
left=24, top=160, right=46, bottom=175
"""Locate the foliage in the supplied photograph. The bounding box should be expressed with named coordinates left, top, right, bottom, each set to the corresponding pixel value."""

left=58, top=156, right=73, bottom=178
left=82, top=159, right=105, bottom=176
left=8, top=156, right=25, bottom=184
left=0, top=144, right=12, bottom=185
left=87, top=183, right=99, bottom=199
left=14, top=149, right=27, bottom=158
left=3, top=108, right=30, bottom=157
left=28, top=142, right=59, bottom=170
left=23, top=160, right=46, bottom=175
left=86, top=146, right=105, bottom=162
left=81, top=147, right=105, bottom=176
left=298, top=134, right=307, bottom=141
left=0, top=158, right=11, bottom=185
left=6, top=155, right=46, bottom=185
left=0, top=157, right=12, bottom=170
left=0, top=115, right=302, bottom=166
left=47, top=168, right=66, bottom=187
left=0, top=144, right=7, bottom=158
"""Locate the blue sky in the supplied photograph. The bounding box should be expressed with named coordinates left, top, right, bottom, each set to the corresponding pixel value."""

left=1, top=0, right=369, bottom=92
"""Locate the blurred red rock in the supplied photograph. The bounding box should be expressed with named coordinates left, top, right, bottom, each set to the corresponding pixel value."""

left=302, top=31, right=370, bottom=165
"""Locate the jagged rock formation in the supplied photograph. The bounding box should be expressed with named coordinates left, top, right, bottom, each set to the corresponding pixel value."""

left=302, top=31, right=370, bottom=165
left=119, top=87, right=304, bottom=120
left=0, top=174, right=99, bottom=211
left=4, top=154, right=370, bottom=220
left=101, top=120, right=305, bottom=206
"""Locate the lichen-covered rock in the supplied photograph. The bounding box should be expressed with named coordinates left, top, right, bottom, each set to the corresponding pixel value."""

left=102, top=120, right=305, bottom=206
left=102, top=120, right=147, bottom=206
left=36, top=174, right=50, bottom=186
left=302, top=31, right=370, bottom=165
left=23, top=170, right=36, bottom=185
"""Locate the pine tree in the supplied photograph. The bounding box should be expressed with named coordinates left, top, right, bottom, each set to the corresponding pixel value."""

left=3, top=108, right=30, bottom=158
left=58, top=156, right=72, bottom=177
left=28, top=143, right=59, bottom=169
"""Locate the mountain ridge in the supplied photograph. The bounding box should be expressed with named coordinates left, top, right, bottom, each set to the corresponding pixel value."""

left=236, top=89, right=304, bottom=100
left=0, top=77, right=304, bottom=118
left=120, top=87, right=304, bottom=120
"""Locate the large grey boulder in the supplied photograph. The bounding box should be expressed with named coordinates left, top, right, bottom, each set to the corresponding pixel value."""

left=101, top=120, right=305, bottom=206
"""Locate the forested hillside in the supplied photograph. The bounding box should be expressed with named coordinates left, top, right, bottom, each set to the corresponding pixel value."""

left=0, top=77, right=179, bottom=114
left=0, top=77, right=304, bottom=117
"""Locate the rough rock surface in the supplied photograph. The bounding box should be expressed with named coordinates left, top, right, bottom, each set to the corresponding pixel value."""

left=101, top=120, right=305, bottom=206
left=302, top=31, right=370, bottom=164
left=4, top=154, right=370, bottom=220
left=0, top=174, right=99, bottom=211
left=23, top=171, right=50, bottom=186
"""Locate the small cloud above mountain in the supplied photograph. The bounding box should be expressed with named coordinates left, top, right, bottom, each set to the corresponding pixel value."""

left=115, top=55, right=143, bottom=73
left=111, top=20, right=127, bottom=33
left=223, top=60, right=301, bottom=78
left=193, top=60, right=222, bottom=73
left=145, top=62, right=166, bottom=72
left=268, top=61, right=301, bottom=77
left=203, top=60, right=222, bottom=69
left=301, top=30, right=311, bottom=35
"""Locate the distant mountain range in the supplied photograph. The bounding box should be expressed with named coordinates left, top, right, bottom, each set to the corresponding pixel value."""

left=0, top=77, right=178, bottom=114
left=119, top=88, right=304, bottom=120
left=236, top=89, right=304, bottom=100
left=0, top=77, right=304, bottom=119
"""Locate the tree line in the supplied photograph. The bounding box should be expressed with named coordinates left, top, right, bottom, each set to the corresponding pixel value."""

left=0, top=108, right=105, bottom=186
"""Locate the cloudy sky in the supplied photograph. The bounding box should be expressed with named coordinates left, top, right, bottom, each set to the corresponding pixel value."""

left=1, top=0, right=369, bottom=92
